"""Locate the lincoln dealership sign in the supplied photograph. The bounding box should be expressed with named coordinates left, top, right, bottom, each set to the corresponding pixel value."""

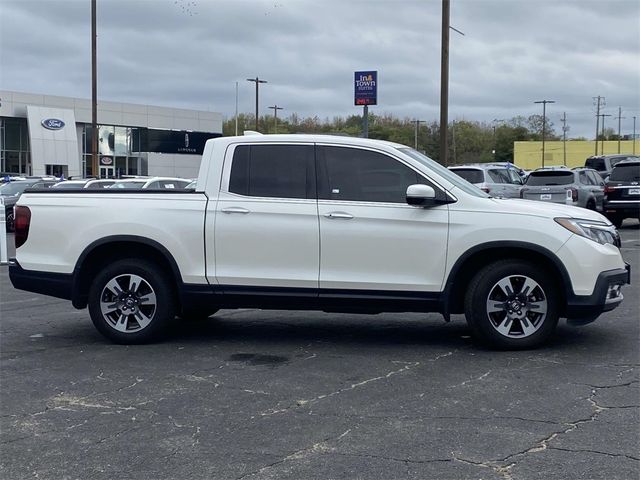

left=41, top=118, right=65, bottom=130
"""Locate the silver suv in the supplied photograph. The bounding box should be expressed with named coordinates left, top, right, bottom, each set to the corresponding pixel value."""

left=448, top=164, right=523, bottom=198
left=521, top=167, right=605, bottom=210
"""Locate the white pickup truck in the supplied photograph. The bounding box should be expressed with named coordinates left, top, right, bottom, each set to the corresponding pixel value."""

left=9, top=135, right=630, bottom=349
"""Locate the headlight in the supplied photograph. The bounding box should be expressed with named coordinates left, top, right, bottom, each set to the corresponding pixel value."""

left=555, top=217, right=620, bottom=247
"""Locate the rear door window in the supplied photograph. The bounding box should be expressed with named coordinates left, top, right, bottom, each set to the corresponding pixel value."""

left=487, top=169, right=511, bottom=184
left=228, top=144, right=315, bottom=199
left=526, top=171, right=575, bottom=186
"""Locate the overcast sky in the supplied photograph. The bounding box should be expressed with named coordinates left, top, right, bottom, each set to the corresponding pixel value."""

left=1, top=0, right=639, bottom=138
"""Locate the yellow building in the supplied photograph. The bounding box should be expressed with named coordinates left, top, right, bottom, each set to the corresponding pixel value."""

left=513, top=140, right=640, bottom=170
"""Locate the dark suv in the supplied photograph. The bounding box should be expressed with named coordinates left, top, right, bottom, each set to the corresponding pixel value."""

left=604, top=160, right=640, bottom=227
left=585, top=154, right=640, bottom=179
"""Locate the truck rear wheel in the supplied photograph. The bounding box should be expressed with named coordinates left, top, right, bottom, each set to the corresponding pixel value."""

left=464, top=260, right=559, bottom=349
left=88, top=259, right=176, bottom=344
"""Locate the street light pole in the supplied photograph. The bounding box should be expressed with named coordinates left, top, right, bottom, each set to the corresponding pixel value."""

left=561, top=112, right=568, bottom=166
left=600, top=113, right=612, bottom=155
left=439, top=0, right=450, bottom=165
left=413, top=119, right=426, bottom=150
left=246, top=77, right=267, bottom=132
left=268, top=105, right=283, bottom=133
left=534, top=100, right=555, bottom=168
left=615, top=106, right=625, bottom=154
left=234, top=81, right=239, bottom=136
left=634, top=116, right=637, bottom=155
left=91, top=0, right=98, bottom=177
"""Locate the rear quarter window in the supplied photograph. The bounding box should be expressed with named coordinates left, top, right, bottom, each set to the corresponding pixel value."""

left=450, top=168, right=484, bottom=184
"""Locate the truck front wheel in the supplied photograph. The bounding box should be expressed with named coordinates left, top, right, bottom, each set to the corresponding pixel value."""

left=464, top=260, right=559, bottom=349
left=88, top=259, right=177, bottom=344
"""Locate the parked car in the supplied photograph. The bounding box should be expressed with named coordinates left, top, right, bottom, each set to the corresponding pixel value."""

left=53, top=179, right=117, bottom=189
left=1, top=179, right=56, bottom=231
left=585, top=154, right=640, bottom=179
left=10, top=135, right=629, bottom=350
left=109, top=177, right=191, bottom=190
left=449, top=164, right=523, bottom=198
left=603, top=159, right=640, bottom=227
left=142, top=178, right=191, bottom=189
left=520, top=168, right=605, bottom=211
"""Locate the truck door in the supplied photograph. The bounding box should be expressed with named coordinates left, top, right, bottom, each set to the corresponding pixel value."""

left=212, top=143, right=319, bottom=289
left=316, top=145, right=449, bottom=293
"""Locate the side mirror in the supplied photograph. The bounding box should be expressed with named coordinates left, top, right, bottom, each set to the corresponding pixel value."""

left=406, top=184, right=436, bottom=207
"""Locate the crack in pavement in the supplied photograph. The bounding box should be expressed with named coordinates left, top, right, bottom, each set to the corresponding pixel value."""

left=235, top=428, right=352, bottom=479
left=547, top=446, right=639, bottom=462
left=258, top=351, right=454, bottom=418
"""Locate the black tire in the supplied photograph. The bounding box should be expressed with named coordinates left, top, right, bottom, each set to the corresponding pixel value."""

left=6, top=210, right=14, bottom=233
left=88, top=258, right=177, bottom=344
left=607, top=214, right=623, bottom=228
left=464, top=260, right=560, bottom=350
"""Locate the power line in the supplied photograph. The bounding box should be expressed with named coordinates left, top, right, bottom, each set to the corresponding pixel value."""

left=593, top=96, right=604, bottom=155
left=246, top=77, right=268, bottom=132
left=268, top=105, right=284, bottom=134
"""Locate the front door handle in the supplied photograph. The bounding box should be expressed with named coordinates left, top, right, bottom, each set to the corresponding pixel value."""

left=221, top=206, right=250, bottom=214
left=324, top=211, right=354, bottom=220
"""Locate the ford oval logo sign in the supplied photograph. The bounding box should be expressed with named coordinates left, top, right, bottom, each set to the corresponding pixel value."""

left=41, top=118, right=65, bottom=130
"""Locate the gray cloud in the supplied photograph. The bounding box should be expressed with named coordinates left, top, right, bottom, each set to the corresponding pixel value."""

left=1, top=0, right=638, bottom=138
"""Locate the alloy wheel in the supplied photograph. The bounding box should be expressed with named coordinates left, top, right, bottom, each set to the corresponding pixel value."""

left=485, top=275, right=547, bottom=338
left=99, top=274, right=157, bottom=333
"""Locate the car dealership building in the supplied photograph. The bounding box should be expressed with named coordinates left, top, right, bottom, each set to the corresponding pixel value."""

left=0, top=90, right=223, bottom=179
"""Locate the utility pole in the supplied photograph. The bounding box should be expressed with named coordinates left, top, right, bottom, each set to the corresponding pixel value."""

left=234, top=81, right=239, bottom=136
left=600, top=113, right=612, bottom=155
left=593, top=96, right=604, bottom=156
left=439, top=0, right=450, bottom=165
left=633, top=116, right=637, bottom=155
left=534, top=100, right=555, bottom=168
left=268, top=105, right=283, bottom=134
left=246, top=77, right=267, bottom=132
left=561, top=112, right=568, bottom=166
left=413, top=119, right=426, bottom=150
left=91, top=0, right=98, bottom=177
left=614, top=106, right=625, bottom=154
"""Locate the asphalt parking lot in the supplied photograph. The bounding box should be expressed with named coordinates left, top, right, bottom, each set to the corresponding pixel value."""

left=1, top=224, right=639, bottom=480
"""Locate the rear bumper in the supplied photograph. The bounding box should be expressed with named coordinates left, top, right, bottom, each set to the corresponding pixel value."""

left=8, top=259, right=73, bottom=301
left=565, top=264, right=630, bottom=324
left=604, top=201, right=640, bottom=217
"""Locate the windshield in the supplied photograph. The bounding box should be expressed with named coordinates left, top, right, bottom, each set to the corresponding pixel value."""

left=526, top=171, right=575, bottom=186
left=397, top=148, right=490, bottom=198
left=110, top=181, right=145, bottom=189
left=0, top=182, right=34, bottom=196
left=450, top=168, right=484, bottom=184
left=610, top=163, right=640, bottom=182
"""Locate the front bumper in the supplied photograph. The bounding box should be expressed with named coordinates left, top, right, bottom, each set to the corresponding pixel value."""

left=565, top=264, right=631, bottom=324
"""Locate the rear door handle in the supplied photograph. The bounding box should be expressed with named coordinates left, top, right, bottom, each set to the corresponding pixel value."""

left=221, top=206, right=250, bottom=214
left=324, top=211, right=354, bottom=219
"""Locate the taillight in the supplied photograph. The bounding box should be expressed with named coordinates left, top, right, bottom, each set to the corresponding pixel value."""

left=565, top=188, right=578, bottom=202
left=14, top=206, right=31, bottom=249
left=604, top=185, right=615, bottom=194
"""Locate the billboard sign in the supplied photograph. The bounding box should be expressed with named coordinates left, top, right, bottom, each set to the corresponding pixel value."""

left=354, top=71, right=377, bottom=106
